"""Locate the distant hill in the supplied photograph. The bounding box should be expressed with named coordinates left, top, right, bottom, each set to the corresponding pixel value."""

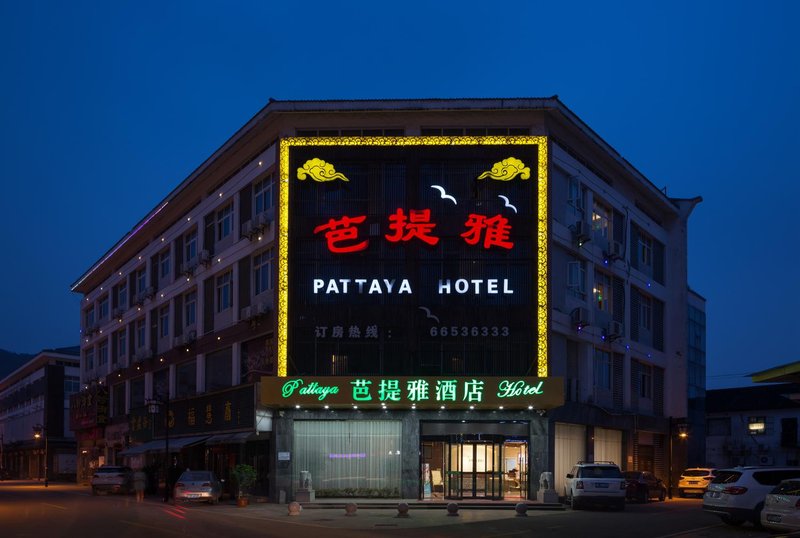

left=0, top=349, right=35, bottom=379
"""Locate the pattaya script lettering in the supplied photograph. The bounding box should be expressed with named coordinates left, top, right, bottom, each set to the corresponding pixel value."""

left=281, top=379, right=340, bottom=401
left=497, top=380, right=544, bottom=398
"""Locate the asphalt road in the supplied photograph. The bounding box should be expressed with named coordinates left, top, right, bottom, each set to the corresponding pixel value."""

left=0, top=481, right=785, bottom=538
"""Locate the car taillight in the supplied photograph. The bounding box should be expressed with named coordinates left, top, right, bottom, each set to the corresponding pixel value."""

left=576, top=480, right=584, bottom=489
left=175, top=482, right=185, bottom=489
left=201, top=483, right=211, bottom=487
left=722, top=486, right=748, bottom=495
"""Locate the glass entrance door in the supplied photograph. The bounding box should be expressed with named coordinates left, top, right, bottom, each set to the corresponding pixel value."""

left=502, top=441, right=528, bottom=499
left=446, top=439, right=502, bottom=499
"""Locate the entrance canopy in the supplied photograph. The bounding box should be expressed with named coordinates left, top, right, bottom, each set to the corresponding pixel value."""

left=751, top=361, right=800, bottom=384
left=118, top=435, right=208, bottom=456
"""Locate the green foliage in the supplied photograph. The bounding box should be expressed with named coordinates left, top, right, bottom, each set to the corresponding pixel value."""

left=315, top=487, right=400, bottom=498
left=231, top=464, right=257, bottom=497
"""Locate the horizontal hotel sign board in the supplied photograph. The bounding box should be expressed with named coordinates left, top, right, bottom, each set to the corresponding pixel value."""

left=261, top=376, right=564, bottom=410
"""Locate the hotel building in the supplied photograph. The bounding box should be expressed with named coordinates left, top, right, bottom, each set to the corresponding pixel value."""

left=71, top=98, right=700, bottom=500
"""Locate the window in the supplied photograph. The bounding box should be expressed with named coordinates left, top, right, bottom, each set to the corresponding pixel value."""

left=159, top=250, right=171, bottom=280
left=592, top=200, right=611, bottom=240
left=594, top=271, right=611, bottom=312
left=99, top=296, right=109, bottom=321
left=85, top=306, right=95, bottom=327
left=130, top=377, right=145, bottom=409
left=117, top=282, right=128, bottom=310
left=184, top=291, right=196, bottom=327
left=99, top=341, right=108, bottom=366
left=85, top=348, right=94, bottom=370
left=136, top=268, right=147, bottom=294
left=253, top=249, right=273, bottom=296
left=112, top=383, right=126, bottom=417
left=206, top=348, right=232, bottom=391
left=64, top=375, right=80, bottom=395
left=593, top=348, right=611, bottom=390
left=637, top=232, right=653, bottom=269
left=639, top=363, right=653, bottom=399
left=707, top=417, right=731, bottom=436
left=216, top=272, right=232, bottom=312
left=567, top=259, right=586, bottom=299
left=117, top=329, right=127, bottom=359
left=176, top=360, right=197, bottom=398
left=568, top=176, right=585, bottom=218
left=748, top=416, right=766, bottom=435
left=136, top=318, right=146, bottom=348
left=184, top=229, right=197, bottom=262
left=254, top=176, right=274, bottom=216
left=159, top=305, right=170, bottom=339
left=216, top=204, right=233, bottom=241
left=639, top=294, right=652, bottom=331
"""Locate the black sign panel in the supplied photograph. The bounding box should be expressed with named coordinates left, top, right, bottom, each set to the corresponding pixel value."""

left=129, top=384, right=255, bottom=441
left=288, top=142, right=540, bottom=377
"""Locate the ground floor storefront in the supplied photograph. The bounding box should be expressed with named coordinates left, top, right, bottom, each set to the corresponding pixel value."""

left=272, top=411, right=549, bottom=502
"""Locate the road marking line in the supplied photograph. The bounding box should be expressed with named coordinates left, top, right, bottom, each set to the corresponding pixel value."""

left=120, top=520, right=186, bottom=536
left=652, top=523, right=724, bottom=538
left=41, top=503, right=67, bottom=510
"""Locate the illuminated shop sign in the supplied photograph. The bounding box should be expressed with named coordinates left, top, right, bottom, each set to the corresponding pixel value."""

left=261, top=376, right=564, bottom=410
left=279, top=137, right=549, bottom=378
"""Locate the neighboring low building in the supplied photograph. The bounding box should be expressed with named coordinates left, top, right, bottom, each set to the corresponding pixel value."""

left=686, top=289, right=707, bottom=466
left=706, top=383, right=800, bottom=468
left=0, top=347, right=80, bottom=481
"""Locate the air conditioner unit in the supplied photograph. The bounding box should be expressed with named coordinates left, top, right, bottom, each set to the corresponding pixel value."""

left=573, top=221, right=591, bottom=245
left=256, top=209, right=273, bottom=229
left=758, top=455, right=774, bottom=466
left=605, top=320, right=623, bottom=340
left=241, top=306, right=253, bottom=320
left=135, top=348, right=152, bottom=361
left=608, top=240, right=624, bottom=260
left=242, top=220, right=255, bottom=239
left=570, top=307, right=589, bottom=328
left=180, top=260, right=197, bottom=276
left=255, top=302, right=270, bottom=316
left=199, top=250, right=212, bottom=266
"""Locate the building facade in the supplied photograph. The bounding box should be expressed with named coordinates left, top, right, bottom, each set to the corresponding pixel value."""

left=686, top=289, right=707, bottom=466
left=706, top=384, right=800, bottom=468
left=0, top=347, right=80, bottom=481
left=71, top=98, right=700, bottom=500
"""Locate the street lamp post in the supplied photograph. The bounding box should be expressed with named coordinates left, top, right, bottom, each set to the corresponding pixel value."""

left=33, top=424, right=48, bottom=487
left=667, top=417, right=688, bottom=499
left=147, top=393, right=170, bottom=502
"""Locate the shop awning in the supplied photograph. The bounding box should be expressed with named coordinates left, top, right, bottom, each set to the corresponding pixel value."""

left=205, top=432, right=263, bottom=445
left=118, top=439, right=163, bottom=456
left=118, top=436, right=209, bottom=456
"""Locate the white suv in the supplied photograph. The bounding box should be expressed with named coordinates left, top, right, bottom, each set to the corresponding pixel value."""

left=564, top=461, right=626, bottom=510
left=678, top=467, right=717, bottom=497
left=703, top=467, right=800, bottom=526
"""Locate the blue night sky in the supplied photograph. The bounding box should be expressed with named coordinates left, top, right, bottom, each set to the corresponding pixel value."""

left=0, top=1, right=797, bottom=389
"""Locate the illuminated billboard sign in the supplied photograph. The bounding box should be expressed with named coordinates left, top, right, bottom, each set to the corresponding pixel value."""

left=261, top=376, right=563, bottom=410
left=278, top=136, right=548, bottom=378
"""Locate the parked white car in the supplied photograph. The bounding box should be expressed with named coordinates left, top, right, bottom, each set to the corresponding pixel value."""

left=564, top=461, right=626, bottom=510
left=703, top=467, right=800, bottom=527
left=761, top=479, right=800, bottom=533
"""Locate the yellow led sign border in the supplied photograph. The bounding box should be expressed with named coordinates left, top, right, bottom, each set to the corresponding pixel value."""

left=278, top=135, right=549, bottom=378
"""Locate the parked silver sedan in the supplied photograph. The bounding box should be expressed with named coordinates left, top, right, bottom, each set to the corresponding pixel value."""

left=173, top=470, right=222, bottom=505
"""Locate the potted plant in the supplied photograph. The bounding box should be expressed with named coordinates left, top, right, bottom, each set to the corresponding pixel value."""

left=232, top=464, right=257, bottom=507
